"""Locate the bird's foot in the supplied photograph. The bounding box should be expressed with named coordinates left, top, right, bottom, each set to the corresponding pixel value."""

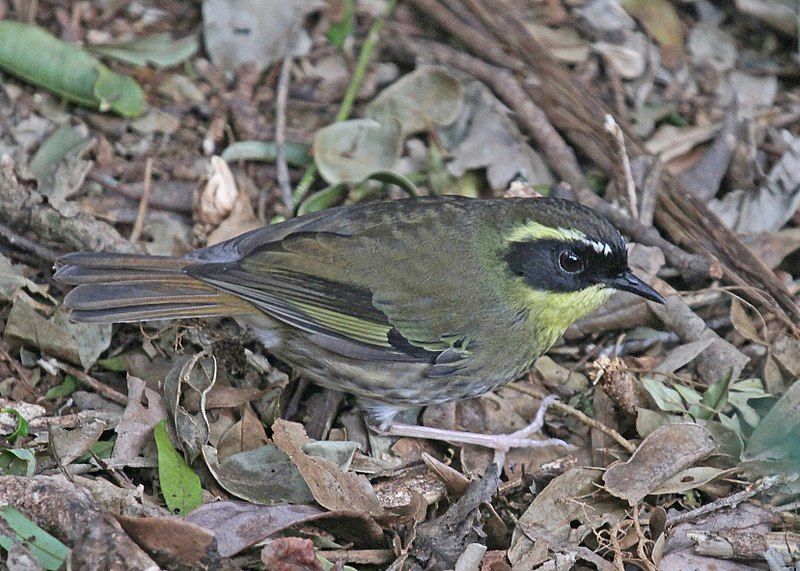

left=383, top=395, right=572, bottom=467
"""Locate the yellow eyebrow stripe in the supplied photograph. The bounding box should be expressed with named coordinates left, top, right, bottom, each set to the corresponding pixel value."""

left=505, top=220, right=586, bottom=243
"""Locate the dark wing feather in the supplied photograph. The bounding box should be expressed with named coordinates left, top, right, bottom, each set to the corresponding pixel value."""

left=187, top=261, right=442, bottom=363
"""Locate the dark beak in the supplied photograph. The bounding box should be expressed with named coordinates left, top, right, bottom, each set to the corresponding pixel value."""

left=604, top=269, right=666, bottom=304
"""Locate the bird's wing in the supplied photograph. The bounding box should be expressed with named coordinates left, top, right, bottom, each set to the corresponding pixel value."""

left=186, top=207, right=491, bottom=368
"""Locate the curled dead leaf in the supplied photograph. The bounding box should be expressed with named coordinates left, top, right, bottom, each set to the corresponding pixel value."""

left=271, top=420, right=384, bottom=516
left=198, top=156, right=237, bottom=227
left=603, top=423, right=716, bottom=505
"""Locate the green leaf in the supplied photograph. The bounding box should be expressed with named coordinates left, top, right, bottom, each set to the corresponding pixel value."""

left=718, top=411, right=742, bottom=435
left=641, top=377, right=688, bottom=414
left=0, top=506, right=69, bottom=570
left=0, top=448, right=35, bottom=476
left=663, top=110, right=688, bottom=127
left=154, top=420, right=203, bottom=515
left=312, top=118, right=403, bottom=184
left=96, top=355, right=129, bottom=372
left=93, top=65, right=145, bottom=116
left=0, top=20, right=145, bottom=117
left=366, top=65, right=462, bottom=135
left=297, top=183, right=347, bottom=215
left=319, top=553, right=358, bottom=571
left=44, top=375, right=79, bottom=399
left=693, top=370, right=734, bottom=421
left=220, top=141, right=312, bottom=167
left=364, top=170, right=419, bottom=197
left=0, top=408, right=29, bottom=443
left=744, top=380, right=800, bottom=474
left=87, top=33, right=199, bottom=69
left=326, top=0, right=355, bottom=49
left=75, top=436, right=116, bottom=463
left=29, top=124, right=91, bottom=188
left=673, top=384, right=702, bottom=407
left=297, top=171, right=418, bottom=215
left=729, top=379, right=769, bottom=428
left=91, top=438, right=115, bottom=459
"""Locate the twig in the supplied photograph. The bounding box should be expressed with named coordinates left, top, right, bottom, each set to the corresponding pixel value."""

left=408, top=0, right=520, bottom=68
left=648, top=277, right=749, bottom=383
left=87, top=170, right=193, bottom=214
left=604, top=114, right=638, bottom=219
left=602, top=54, right=631, bottom=132
left=29, top=411, right=121, bottom=432
left=129, top=158, right=153, bottom=243
left=632, top=503, right=656, bottom=571
left=0, top=159, right=141, bottom=254
left=508, top=381, right=637, bottom=454
left=293, top=0, right=399, bottom=205
left=321, top=549, right=395, bottom=565
left=0, top=221, right=59, bottom=263
left=666, top=475, right=783, bottom=526
left=49, top=359, right=128, bottom=406
left=275, top=56, right=293, bottom=211
left=638, top=155, right=663, bottom=227
left=773, top=500, right=800, bottom=512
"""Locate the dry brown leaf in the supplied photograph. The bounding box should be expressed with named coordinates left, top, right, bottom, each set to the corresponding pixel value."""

left=201, top=443, right=315, bottom=505
left=261, top=537, right=322, bottom=571
left=217, top=404, right=269, bottom=459
left=50, top=420, right=107, bottom=465
left=271, top=419, right=384, bottom=516
left=206, top=190, right=262, bottom=246
left=603, top=423, right=716, bottom=505
left=115, top=514, right=218, bottom=567
left=729, top=298, right=762, bottom=343
left=112, top=375, right=164, bottom=461
left=508, top=467, right=625, bottom=567
left=205, top=386, right=266, bottom=409
left=185, top=500, right=384, bottom=557
left=198, top=156, right=237, bottom=227
left=372, top=464, right=446, bottom=509
left=773, top=336, right=800, bottom=377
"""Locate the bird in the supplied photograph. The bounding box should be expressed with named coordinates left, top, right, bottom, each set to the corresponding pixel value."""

left=56, top=196, right=665, bottom=452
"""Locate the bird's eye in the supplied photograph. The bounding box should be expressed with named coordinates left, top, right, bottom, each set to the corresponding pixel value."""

left=558, top=250, right=584, bottom=273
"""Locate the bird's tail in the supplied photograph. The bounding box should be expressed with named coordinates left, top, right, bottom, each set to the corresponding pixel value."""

left=56, top=252, right=253, bottom=323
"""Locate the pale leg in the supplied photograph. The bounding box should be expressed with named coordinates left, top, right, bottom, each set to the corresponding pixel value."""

left=383, top=395, right=572, bottom=464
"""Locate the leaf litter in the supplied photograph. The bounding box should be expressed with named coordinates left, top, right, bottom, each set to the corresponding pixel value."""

left=0, top=0, right=799, bottom=568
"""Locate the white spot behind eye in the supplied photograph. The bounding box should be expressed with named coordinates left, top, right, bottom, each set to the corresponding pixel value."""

left=582, top=239, right=612, bottom=256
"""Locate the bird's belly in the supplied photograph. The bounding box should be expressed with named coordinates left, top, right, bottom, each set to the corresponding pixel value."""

left=243, top=315, right=536, bottom=407
left=285, top=345, right=533, bottom=407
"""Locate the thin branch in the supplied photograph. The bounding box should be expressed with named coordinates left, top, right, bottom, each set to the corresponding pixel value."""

left=49, top=359, right=128, bottom=406
left=508, top=381, right=637, bottom=454
left=408, top=0, right=520, bottom=68
left=666, top=475, right=783, bottom=526
left=0, top=221, right=59, bottom=263
left=275, top=55, right=293, bottom=211
left=604, top=114, right=639, bottom=219
left=129, top=158, right=153, bottom=243
left=0, top=160, right=142, bottom=254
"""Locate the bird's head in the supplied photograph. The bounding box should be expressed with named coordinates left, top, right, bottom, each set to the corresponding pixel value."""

left=501, top=199, right=665, bottom=345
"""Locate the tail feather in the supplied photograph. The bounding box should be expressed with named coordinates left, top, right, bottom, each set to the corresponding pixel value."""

left=56, top=253, right=254, bottom=323
left=55, top=253, right=190, bottom=284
